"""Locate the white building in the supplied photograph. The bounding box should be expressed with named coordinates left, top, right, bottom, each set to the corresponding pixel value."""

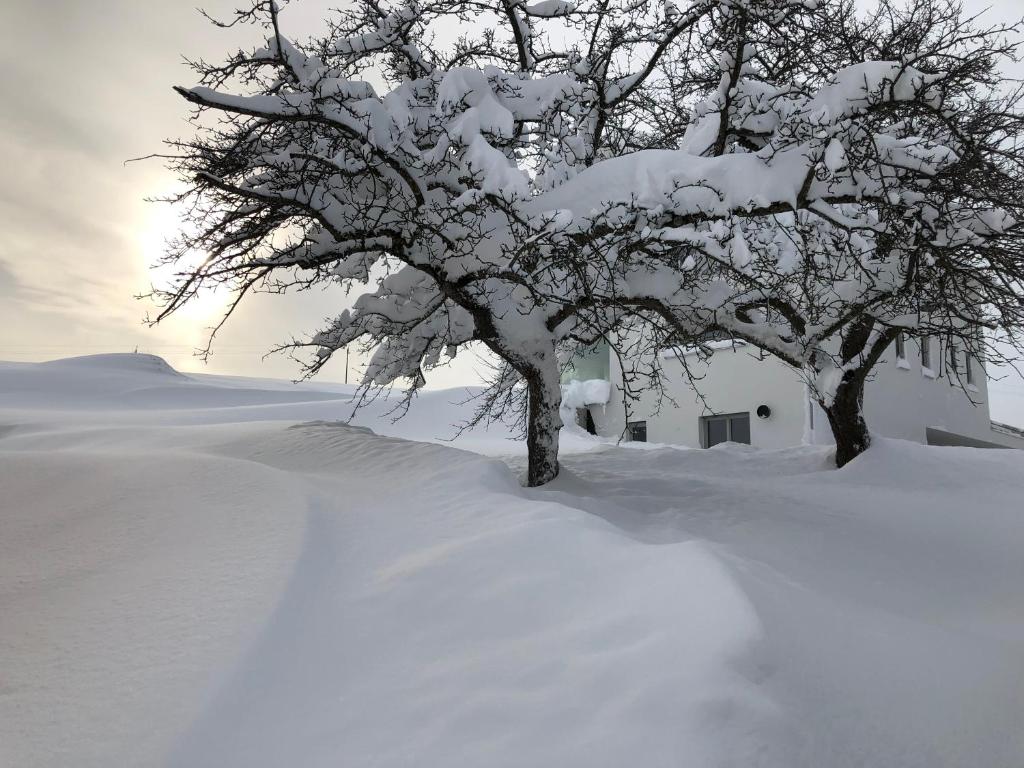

left=563, top=336, right=1024, bottom=451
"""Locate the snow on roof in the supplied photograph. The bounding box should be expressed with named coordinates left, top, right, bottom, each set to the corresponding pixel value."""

left=991, top=420, right=1024, bottom=440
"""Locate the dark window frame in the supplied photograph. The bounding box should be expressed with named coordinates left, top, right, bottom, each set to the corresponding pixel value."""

left=700, top=412, right=752, bottom=448
left=920, top=335, right=932, bottom=371
left=626, top=420, right=647, bottom=442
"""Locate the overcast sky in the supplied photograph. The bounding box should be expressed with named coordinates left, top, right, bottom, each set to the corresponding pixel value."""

left=2, top=0, right=1024, bottom=421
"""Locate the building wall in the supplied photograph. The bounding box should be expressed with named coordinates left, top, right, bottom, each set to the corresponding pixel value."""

left=596, top=342, right=808, bottom=448
left=815, top=335, right=994, bottom=447
left=592, top=335, right=1002, bottom=450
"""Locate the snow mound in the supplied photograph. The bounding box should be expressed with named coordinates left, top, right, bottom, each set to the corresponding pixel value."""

left=0, top=356, right=610, bottom=458
left=832, top=433, right=1023, bottom=489
left=550, top=437, right=1024, bottom=768
left=1, top=407, right=773, bottom=768
left=38, top=352, right=188, bottom=378
left=561, top=377, right=611, bottom=409
left=4, top=360, right=1024, bottom=767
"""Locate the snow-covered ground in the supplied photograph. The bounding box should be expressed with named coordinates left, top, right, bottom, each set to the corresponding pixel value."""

left=2, top=354, right=1023, bottom=767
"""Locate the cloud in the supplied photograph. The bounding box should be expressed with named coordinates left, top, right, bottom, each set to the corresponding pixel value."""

left=0, top=0, right=367, bottom=377
left=7, top=0, right=1015, bottom=385
left=0, top=259, right=20, bottom=299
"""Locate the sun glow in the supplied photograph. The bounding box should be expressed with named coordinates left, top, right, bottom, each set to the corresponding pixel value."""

left=138, top=203, right=227, bottom=325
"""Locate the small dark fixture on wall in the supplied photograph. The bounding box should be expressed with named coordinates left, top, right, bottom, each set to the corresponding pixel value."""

left=756, top=404, right=772, bottom=420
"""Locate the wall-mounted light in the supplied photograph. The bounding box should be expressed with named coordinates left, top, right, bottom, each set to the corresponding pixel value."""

left=756, top=404, right=772, bottom=420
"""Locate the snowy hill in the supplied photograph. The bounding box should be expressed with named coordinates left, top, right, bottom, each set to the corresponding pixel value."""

left=2, top=355, right=1024, bottom=767
left=0, top=353, right=605, bottom=454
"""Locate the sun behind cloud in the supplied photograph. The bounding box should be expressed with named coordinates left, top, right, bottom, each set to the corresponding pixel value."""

left=138, top=201, right=228, bottom=327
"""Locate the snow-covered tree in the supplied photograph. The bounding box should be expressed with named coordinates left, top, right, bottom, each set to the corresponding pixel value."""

left=543, top=0, right=1024, bottom=466
left=158, top=0, right=734, bottom=485
left=154, top=0, right=777, bottom=484
left=155, top=0, right=1022, bottom=482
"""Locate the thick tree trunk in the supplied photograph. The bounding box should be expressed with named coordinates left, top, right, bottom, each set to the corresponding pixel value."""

left=823, top=372, right=871, bottom=468
left=525, top=372, right=562, bottom=487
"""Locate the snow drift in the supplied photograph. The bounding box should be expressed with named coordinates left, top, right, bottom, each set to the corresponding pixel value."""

left=2, top=354, right=1024, bottom=767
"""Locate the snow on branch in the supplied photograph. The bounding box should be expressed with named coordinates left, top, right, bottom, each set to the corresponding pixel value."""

left=155, top=0, right=1024, bottom=480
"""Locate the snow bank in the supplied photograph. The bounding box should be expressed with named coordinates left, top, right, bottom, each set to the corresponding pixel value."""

left=0, top=354, right=606, bottom=456
left=168, top=425, right=772, bottom=768
left=4, top=355, right=1024, bottom=767
left=0, top=356, right=768, bottom=767
left=38, top=352, right=188, bottom=377
left=0, top=445, right=308, bottom=767
left=550, top=439, right=1024, bottom=768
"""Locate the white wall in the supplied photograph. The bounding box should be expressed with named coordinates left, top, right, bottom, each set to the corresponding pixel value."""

left=596, top=335, right=1002, bottom=451
left=597, top=343, right=807, bottom=448
left=850, top=336, right=994, bottom=446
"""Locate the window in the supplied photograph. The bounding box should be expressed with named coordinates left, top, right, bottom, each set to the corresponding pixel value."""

left=965, top=351, right=975, bottom=385
left=561, top=341, right=610, bottom=384
left=705, top=417, right=728, bottom=446
left=948, top=339, right=958, bottom=376
left=894, top=332, right=906, bottom=361
left=920, top=335, right=932, bottom=371
left=730, top=414, right=751, bottom=444
left=626, top=421, right=647, bottom=442
left=700, top=413, right=751, bottom=448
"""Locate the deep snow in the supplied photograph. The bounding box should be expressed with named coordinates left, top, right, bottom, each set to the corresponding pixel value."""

left=2, top=354, right=1023, bottom=767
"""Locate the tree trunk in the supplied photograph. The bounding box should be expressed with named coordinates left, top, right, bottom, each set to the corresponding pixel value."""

left=525, top=372, right=562, bottom=487
left=823, top=372, right=871, bottom=468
